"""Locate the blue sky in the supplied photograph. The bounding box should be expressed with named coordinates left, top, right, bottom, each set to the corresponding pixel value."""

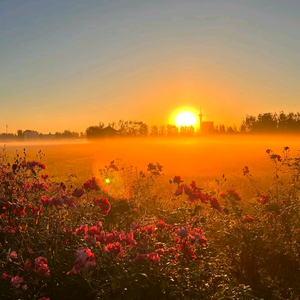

left=1, top=0, right=300, bottom=133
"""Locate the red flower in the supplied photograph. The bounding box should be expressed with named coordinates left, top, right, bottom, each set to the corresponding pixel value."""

left=210, top=197, right=224, bottom=212
left=119, top=232, right=135, bottom=246
left=105, top=242, right=122, bottom=255
left=2, top=273, right=10, bottom=279
left=242, top=166, right=250, bottom=176
left=133, top=253, right=146, bottom=262
left=67, top=248, right=95, bottom=275
left=35, top=257, right=50, bottom=277
left=258, top=193, right=270, bottom=204
left=173, top=176, right=183, bottom=184
left=93, top=197, right=111, bottom=216
left=72, top=188, right=84, bottom=198
left=89, top=226, right=100, bottom=236
left=11, top=276, right=24, bottom=288
left=241, top=215, right=255, bottom=223
left=156, top=220, right=165, bottom=229
left=147, top=252, right=160, bottom=263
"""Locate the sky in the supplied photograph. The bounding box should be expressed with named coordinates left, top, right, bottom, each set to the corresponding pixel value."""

left=1, top=0, right=300, bottom=133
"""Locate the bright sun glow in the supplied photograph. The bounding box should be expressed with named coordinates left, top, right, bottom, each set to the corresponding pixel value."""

left=175, top=111, right=197, bottom=127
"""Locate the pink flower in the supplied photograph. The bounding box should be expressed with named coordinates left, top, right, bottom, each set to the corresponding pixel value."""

left=147, top=252, right=160, bottom=263
left=11, top=276, right=24, bottom=288
left=2, top=273, right=10, bottom=279
left=176, top=228, right=189, bottom=238
left=133, top=253, right=146, bottom=262
left=35, top=257, right=50, bottom=277
left=130, top=222, right=140, bottom=231
left=7, top=249, right=17, bottom=260
left=67, top=248, right=95, bottom=275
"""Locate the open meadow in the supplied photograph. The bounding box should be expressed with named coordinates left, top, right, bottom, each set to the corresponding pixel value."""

left=3, top=135, right=300, bottom=197
left=2, top=135, right=300, bottom=300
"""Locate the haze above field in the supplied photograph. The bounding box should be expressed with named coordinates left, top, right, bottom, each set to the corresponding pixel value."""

left=3, top=136, right=298, bottom=189
left=1, top=0, right=300, bottom=133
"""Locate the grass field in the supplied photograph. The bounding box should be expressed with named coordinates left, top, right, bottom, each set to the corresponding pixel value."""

left=3, top=135, right=299, bottom=199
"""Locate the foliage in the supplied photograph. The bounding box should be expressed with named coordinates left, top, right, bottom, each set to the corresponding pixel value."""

left=1, top=147, right=300, bottom=299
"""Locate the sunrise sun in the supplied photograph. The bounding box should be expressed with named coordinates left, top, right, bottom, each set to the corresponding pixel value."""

left=175, top=111, right=197, bottom=127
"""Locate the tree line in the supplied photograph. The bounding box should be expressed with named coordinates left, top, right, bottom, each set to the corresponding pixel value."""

left=1, top=111, right=300, bottom=141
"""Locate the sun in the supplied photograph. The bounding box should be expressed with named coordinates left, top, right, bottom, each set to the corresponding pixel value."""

left=175, top=111, right=197, bottom=127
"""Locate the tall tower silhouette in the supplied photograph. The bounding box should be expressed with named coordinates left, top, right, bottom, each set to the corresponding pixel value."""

left=198, top=108, right=203, bottom=134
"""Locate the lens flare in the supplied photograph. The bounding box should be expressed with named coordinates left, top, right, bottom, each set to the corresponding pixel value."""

left=105, top=178, right=110, bottom=184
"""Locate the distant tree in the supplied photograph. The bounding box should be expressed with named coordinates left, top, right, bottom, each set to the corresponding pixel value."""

left=150, top=125, right=159, bottom=136
left=166, top=124, right=179, bottom=136
left=86, top=126, right=103, bottom=139
left=179, top=125, right=195, bottom=136
left=17, top=130, right=24, bottom=139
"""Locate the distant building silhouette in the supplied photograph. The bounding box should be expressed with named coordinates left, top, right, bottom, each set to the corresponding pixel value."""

left=199, top=110, right=214, bottom=134
left=24, top=130, right=39, bottom=140
left=100, top=126, right=119, bottom=138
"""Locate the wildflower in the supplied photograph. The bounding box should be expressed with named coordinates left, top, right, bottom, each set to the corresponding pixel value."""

left=82, top=177, right=100, bottom=191
left=41, top=174, right=49, bottom=180
left=138, top=225, right=155, bottom=235
left=105, top=242, right=122, bottom=255
left=188, top=228, right=207, bottom=246
left=119, top=232, right=135, bottom=246
left=133, top=253, right=146, bottom=262
left=242, top=166, right=250, bottom=176
left=266, top=149, right=272, bottom=154
left=35, top=257, right=50, bottom=277
left=210, top=197, right=224, bottom=212
left=147, top=252, right=160, bottom=263
left=182, top=242, right=197, bottom=260
left=241, top=215, right=255, bottom=223
left=156, top=220, right=165, bottom=229
left=11, top=276, right=24, bottom=288
left=75, top=224, right=88, bottom=235
left=93, top=197, right=111, bottom=216
left=89, top=226, right=100, bottom=236
left=156, top=248, right=165, bottom=255
left=176, top=227, right=189, bottom=238
left=173, top=176, right=183, bottom=184
left=258, top=193, right=270, bottom=204
left=67, top=248, right=95, bottom=275
left=2, top=273, right=10, bottom=279
left=135, top=240, right=148, bottom=250
left=227, top=190, right=242, bottom=201
left=7, top=249, right=17, bottom=260
left=284, top=146, right=290, bottom=151
left=72, top=188, right=84, bottom=198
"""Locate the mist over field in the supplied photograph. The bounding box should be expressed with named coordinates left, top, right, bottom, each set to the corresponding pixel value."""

left=3, top=135, right=298, bottom=182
